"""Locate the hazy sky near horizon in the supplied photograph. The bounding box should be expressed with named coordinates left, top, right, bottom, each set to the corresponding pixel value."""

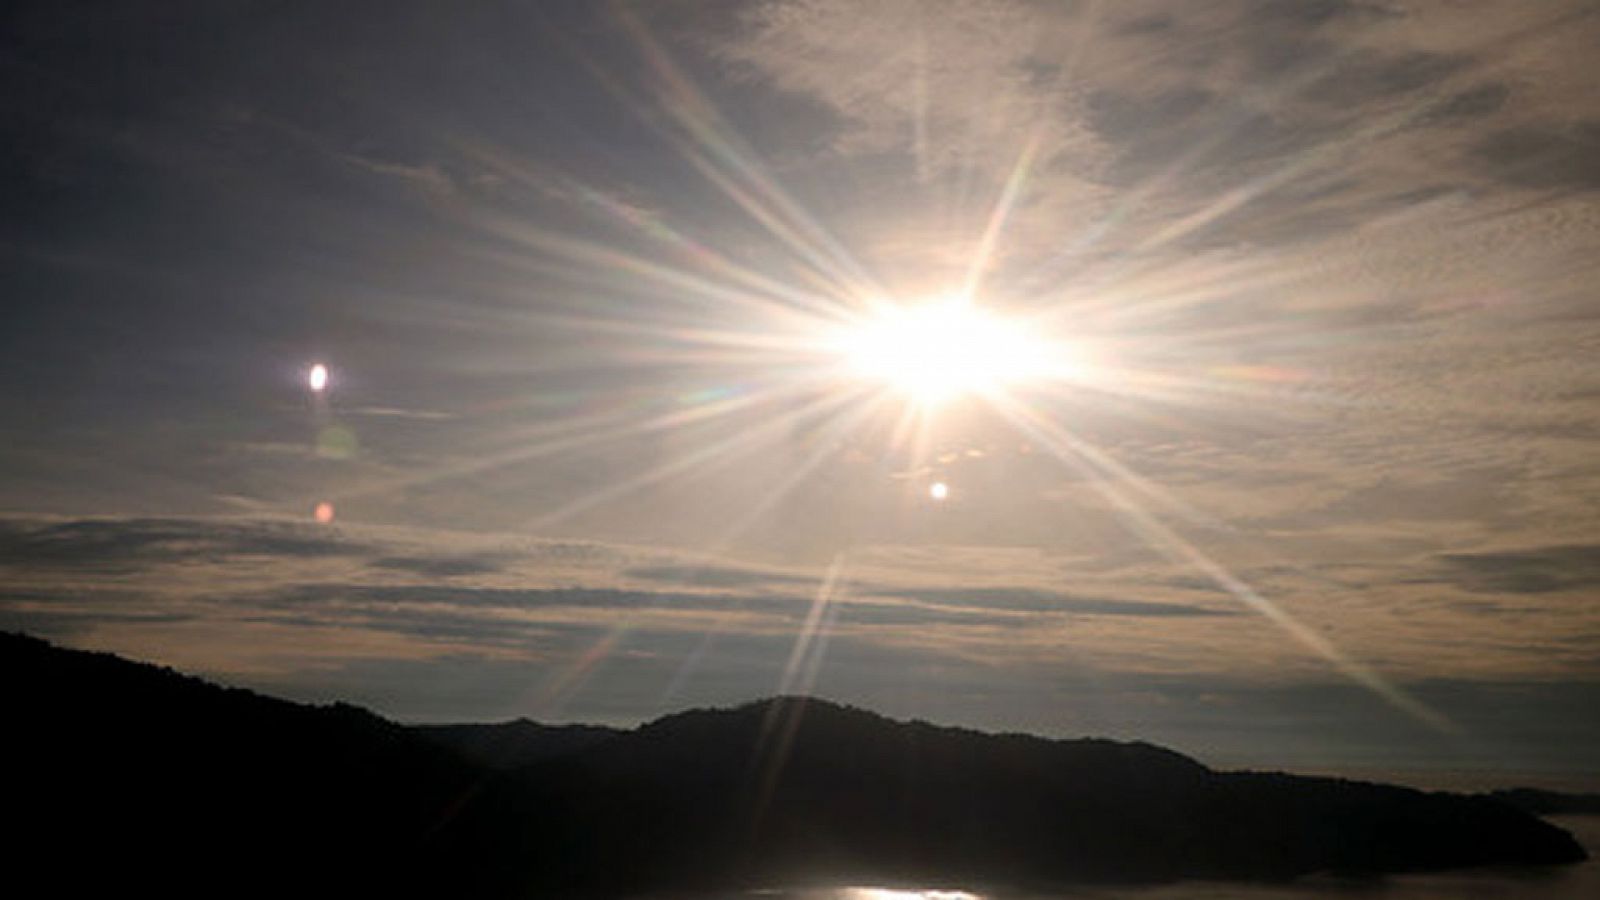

left=3, top=1, right=1599, bottom=783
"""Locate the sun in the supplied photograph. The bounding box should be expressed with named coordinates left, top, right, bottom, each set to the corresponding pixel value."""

left=834, top=297, right=1059, bottom=405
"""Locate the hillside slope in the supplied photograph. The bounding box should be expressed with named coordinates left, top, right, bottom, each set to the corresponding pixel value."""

left=3, top=633, right=1585, bottom=898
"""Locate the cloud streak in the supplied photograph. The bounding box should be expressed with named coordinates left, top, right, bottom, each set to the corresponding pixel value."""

left=1433, top=544, right=1600, bottom=594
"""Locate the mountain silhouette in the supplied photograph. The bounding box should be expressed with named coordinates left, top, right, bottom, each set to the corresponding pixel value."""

left=3, top=632, right=1586, bottom=898
left=416, top=718, right=621, bottom=769
left=470, top=696, right=1587, bottom=893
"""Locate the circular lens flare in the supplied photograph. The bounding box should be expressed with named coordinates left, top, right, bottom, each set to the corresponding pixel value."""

left=308, top=363, right=329, bottom=393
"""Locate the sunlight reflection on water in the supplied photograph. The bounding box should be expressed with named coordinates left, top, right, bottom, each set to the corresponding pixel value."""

left=681, top=819, right=1600, bottom=900
left=842, top=890, right=984, bottom=900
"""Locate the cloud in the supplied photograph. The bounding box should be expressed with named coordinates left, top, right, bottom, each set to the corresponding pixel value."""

left=0, top=607, right=195, bottom=639
left=236, top=581, right=1087, bottom=650
left=0, top=517, right=371, bottom=572
left=623, top=562, right=817, bottom=589
left=1433, top=543, right=1600, bottom=594
left=717, top=0, right=1101, bottom=175
left=0, top=585, right=196, bottom=639
left=257, top=583, right=800, bottom=613
left=864, top=586, right=1236, bottom=618
left=1423, top=82, right=1511, bottom=124
left=369, top=554, right=511, bottom=578
left=702, top=0, right=1592, bottom=283
left=1470, top=121, right=1600, bottom=191
left=242, top=607, right=602, bottom=652
left=333, top=152, right=455, bottom=194
left=4, top=511, right=1596, bottom=783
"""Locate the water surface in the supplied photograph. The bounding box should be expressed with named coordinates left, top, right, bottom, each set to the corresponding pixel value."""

left=661, top=816, right=1600, bottom=900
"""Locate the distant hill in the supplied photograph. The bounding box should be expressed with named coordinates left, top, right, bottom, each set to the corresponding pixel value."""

left=415, top=718, right=621, bottom=769
left=3, top=632, right=1586, bottom=898
left=484, top=698, right=1587, bottom=893
left=1487, top=787, right=1600, bottom=816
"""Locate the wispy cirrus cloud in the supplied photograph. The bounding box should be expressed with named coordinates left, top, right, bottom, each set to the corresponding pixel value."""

left=863, top=586, right=1234, bottom=618
left=0, top=516, right=372, bottom=572
left=622, top=562, right=818, bottom=589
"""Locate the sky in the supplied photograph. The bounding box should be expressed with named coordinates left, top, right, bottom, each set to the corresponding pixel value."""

left=3, top=0, right=1599, bottom=787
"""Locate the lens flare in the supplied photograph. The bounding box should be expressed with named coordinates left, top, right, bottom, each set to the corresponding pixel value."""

left=308, top=363, right=329, bottom=393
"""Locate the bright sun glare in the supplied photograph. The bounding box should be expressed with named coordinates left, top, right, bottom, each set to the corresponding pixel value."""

left=835, top=298, right=1059, bottom=405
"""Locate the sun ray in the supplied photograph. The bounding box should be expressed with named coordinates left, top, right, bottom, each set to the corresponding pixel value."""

left=466, top=214, right=852, bottom=325
left=523, top=381, right=865, bottom=532
left=600, top=5, right=886, bottom=308
left=744, top=555, right=850, bottom=835
left=981, top=389, right=1456, bottom=734
left=708, top=388, right=893, bottom=546
left=452, top=139, right=849, bottom=317
left=960, top=134, right=1042, bottom=303
left=319, top=375, right=801, bottom=511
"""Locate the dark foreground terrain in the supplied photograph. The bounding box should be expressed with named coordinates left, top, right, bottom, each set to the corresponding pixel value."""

left=3, top=632, right=1585, bottom=898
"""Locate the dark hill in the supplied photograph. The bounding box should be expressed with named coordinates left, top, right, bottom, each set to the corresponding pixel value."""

left=1, top=631, right=524, bottom=898
left=415, top=718, right=620, bottom=769
left=484, top=696, right=1585, bottom=893
left=2, top=633, right=1586, bottom=898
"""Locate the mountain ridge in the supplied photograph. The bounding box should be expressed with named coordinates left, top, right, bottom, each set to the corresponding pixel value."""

left=3, top=631, right=1586, bottom=898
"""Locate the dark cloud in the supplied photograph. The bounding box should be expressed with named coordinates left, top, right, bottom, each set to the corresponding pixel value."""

left=245, top=583, right=1067, bottom=659
left=257, top=583, right=805, bottom=615
left=1471, top=121, right=1600, bottom=191
left=243, top=607, right=604, bottom=651
left=0, top=517, right=370, bottom=572
left=0, top=586, right=194, bottom=638
left=1380, top=184, right=1458, bottom=207
left=0, top=608, right=194, bottom=639
left=864, top=587, right=1234, bottom=618
left=369, top=554, right=510, bottom=578
left=1424, top=82, right=1512, bottom=124
left=1434, top=544, right=1600, bottom=594
left=623, top=563, right=817, bottom=589
left=833, top=601, right=1025, bottom=629
left=1243, top=0, right=1370, bottom=31
left=1299, top=49, right=1468, bottom=107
